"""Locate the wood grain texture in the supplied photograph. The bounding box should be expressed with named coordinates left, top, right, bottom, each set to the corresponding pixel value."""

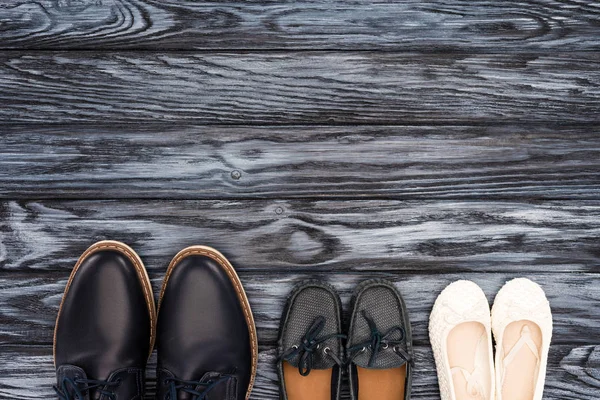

left=2, top=271, right=599, bottom=346
left=2, top=125, right=600, bottom=200
left=1, top=344, right=598, bottom=399
left=1, top=52, right=599, bottom=124
left=1, top=200, right=599, bottom=274
left=1, top=0, right=599, bottom=52
left=2, top=0, right=599, bottom=397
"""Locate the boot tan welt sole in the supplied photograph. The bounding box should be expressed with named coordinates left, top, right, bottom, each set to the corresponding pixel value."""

left=53, top=240, right=157, bottom=366
left=157, top=246, right=258, bottom=400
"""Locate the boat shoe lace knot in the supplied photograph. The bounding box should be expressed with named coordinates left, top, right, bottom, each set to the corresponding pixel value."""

left=164, top=375, right=230, bottom=400
left=54, top=377, right=121, bottom=400
left=280, top=315, right=346, bottom=376
left=348, top=310, right=413, bottom=368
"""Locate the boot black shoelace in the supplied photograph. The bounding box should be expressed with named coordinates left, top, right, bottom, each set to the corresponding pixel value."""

left=280, top=316, right=346, bottom=376
left=348, top=310, right=413, bottom=368
left=164, top=375, right=229, bottom=400
left=54, top=377, right=121, bottom=400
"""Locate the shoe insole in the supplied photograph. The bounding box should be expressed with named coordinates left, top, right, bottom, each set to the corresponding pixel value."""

left=447, top=322, right=492, bottom=400
left=283, top=361, right=332, bottom=400
left=356, top=365, right=406, bottom=400
left=501, top=320, right=542, bottom=400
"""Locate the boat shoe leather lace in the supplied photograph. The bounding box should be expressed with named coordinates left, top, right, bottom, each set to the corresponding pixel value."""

left=347, top=310, right=413, bottom=368
left=277, top=281, right=344, bottom=400
left=279, top=315, right=346, bottom=376
left=347, top=279, right=414, bottom=400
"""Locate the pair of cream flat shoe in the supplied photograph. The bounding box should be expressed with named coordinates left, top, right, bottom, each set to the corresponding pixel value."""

left=429, top=278, right=552, bottom=400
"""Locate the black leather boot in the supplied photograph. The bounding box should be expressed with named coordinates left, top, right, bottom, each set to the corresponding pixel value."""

left=54, top=240, right=156, bottom=400
left=156, top=246, right=258, bottom=400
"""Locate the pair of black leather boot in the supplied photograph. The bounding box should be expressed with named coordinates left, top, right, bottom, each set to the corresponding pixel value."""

left=277, top=280, right=414, bottom=400
left=54, top=240, right=257, bottom=400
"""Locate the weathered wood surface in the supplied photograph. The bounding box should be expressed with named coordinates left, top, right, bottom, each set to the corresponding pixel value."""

left=1, top=199, right=599, bottom=398
left=1, top=344, right=598, bottom=399
left=1, top=271, right=599, bottom=346
left=1, top=0, right=599, bottom=398
left=1, top=0, right=599, bottom=52
left=1, top=52, right=599, bottom=124
left=1, top=200, right=599, bottom=274
left=2, top=125, right=600, bottom=200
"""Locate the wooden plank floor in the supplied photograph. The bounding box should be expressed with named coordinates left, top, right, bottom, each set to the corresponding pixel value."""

left=0, top=1, right=599, bottom=399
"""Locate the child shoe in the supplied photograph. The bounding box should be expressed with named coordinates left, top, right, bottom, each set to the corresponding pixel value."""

left=277, top=281, right=345, bottom=400
left=491, top=278, right=552, bottom=400
left=430, top=280, right=494, bottom=400
left=346, top=279, right=413, bottom=400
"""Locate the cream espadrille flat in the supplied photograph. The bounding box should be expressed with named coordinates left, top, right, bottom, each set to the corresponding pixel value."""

left=430, top=281, right=494, bottom=400
left=491, top=278, right=552, bottom=400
